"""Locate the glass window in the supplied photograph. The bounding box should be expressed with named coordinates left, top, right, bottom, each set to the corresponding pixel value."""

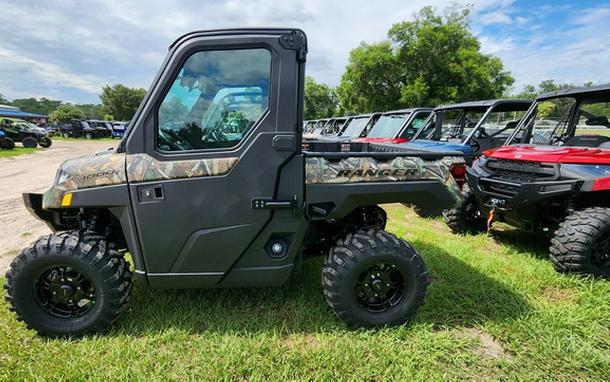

left=367, top=114, right=410, bottom=138
left=157, top=48, right=272, bottom=151
left=340, top=117, right=369, bottom=137
left=575, top=101, right=610, bottom=137
left=401, top=111, right=430, bottom=139
left=528, top=98, right=576, bottom=144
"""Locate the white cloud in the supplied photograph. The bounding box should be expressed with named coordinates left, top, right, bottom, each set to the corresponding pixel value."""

left=0, top=0, right=608, bottom=103
left=479, top=11, right=512, bottom=25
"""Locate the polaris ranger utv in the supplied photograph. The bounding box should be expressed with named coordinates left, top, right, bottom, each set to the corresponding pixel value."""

left=5, top=29, right=465, bottom=337
left=446, top=85, right=610, bottom=278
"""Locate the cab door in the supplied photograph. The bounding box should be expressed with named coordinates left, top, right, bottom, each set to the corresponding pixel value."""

left=124, top=29, right=306, bottom=287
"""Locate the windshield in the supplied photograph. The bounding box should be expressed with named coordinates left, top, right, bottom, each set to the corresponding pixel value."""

left=511, top=97, right=610, bottom=146
left=340, top=117, right=369, bottom=137
left=366, top=114, right=409, bottom=138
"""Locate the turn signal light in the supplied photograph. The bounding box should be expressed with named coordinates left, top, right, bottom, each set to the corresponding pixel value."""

left=449, top=163, right=467, bottom=189
left=592, top=176, right=610, bottom=191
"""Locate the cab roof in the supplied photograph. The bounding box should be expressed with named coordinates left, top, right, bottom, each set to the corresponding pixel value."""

left=537, top=84, right=610, bottom=101
left=434, top=99, right=532, bottom=112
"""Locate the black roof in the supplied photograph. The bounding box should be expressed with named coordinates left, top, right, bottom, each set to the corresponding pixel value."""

left=537, top=84, right=610, bottom=100
left=435, top=99, right=532, bottom=111
left=383, top=107, right=433, bottom=115
left=170, top=28, right=306, bottom=50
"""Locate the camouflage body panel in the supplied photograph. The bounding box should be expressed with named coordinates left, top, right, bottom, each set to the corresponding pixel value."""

left=305, top=155, right=464, bottom=200
left=42, top=152, right=126, bottom=209
left=42, top=151, right=238, bottom=209
left=125, top=154, right=238, bottom=182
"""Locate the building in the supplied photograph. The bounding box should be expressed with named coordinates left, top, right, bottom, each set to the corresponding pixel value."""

left=0, top=104, right=48, bottom=124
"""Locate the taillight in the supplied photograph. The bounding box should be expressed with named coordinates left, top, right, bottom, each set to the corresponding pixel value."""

left=449, top=163, right=467, bottom=190
left=592, top=176, right=610, bottom=191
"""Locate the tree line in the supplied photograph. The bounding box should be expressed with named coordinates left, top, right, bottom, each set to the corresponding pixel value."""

left=0, top=84, right=145, bottom=124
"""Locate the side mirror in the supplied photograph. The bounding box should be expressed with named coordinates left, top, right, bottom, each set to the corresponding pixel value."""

left=586, top=116, right=610, bottom=127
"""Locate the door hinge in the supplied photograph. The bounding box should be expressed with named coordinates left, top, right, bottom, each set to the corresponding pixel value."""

left=279, top=31, right=307, bottom=62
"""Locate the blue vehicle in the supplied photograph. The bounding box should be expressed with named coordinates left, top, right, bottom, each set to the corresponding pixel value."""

left=391, top=99, right=533, bottom=217
left=405, top=99, right=533, bottom=165
left=110, top=122, right=127, bottom=138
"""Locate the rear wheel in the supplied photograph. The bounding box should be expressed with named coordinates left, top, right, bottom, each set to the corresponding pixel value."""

left=22, top=136, right=38, bottom=148
left=322, top=229, right=428, bottom=328
left=550, top=208, right=610, bottom=279
left=38, top=136, right=52, bottom=148
left=413, top=206, right=443, bottom=218
left=1, top=137, right=15, bottom=150
left=444, top=189, right=486, bottom=234
left=4, top=231, right=133, bottom=337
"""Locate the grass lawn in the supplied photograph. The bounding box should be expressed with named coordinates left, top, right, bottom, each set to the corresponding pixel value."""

left=1, top=205, right=608, bottom=380
left=0, top=147, right=39, bottom=158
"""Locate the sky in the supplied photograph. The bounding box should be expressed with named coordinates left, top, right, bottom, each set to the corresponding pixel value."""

left=0, top=0, right=609, bottom=104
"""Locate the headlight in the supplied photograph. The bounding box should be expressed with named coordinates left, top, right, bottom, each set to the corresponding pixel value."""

left=55, top=169, right=71, bottom=185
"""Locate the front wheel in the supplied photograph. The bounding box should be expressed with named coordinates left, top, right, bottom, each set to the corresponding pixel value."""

left=322, top=229, right=428, bottom=328
left=550, top=208, right=610, bottom=279
left=4, top=231, right=133, bottom=338
left=38, top=136, right=52, bottom=148
left=444, top=189, right=486, bottom=234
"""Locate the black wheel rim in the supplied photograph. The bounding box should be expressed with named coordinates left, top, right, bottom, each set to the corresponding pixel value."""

left=34, top=266, right=96, bottom=318
left=464, top=200, right=482, bottom=223
left=592, top=233, right=610, bottom=270
left=354, top=263, right=406, bottom=312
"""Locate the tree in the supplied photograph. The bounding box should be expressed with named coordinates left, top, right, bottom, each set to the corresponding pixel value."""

left=514, top=80, right=576, bottom=99
left=0, top=93, right=9, bottom=105
left=337, top=5, right=514, bottom=113
left=336, top=42, right=402, bottom=114
left=10, top=97, right=62, bottom=115
left=75, top=104, right=104, bottom=120
left=48, top=104, right=85, bottom=123
left=99, top=84, right=146, bottom=121
left=303, top=77, right=338, bottom=119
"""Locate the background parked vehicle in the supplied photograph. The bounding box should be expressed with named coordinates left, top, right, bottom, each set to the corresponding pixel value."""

left=111, top=122, right=126, bottom=138
left=87, top=120, right=112, bottom=137
left=60, top=119, right=103, bottom=139
left=302, top=113, right=382, bottom=151
left=406, top=100, right=533, bottom=165
left=351, top=108, right=432, bottom=145
left=447, top=85, right=610, bottom=278
left=0, top=117, right=52, bottom=148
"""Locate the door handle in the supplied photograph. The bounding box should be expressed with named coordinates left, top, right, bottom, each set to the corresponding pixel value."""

left=138, top=185, right=164, bottom=203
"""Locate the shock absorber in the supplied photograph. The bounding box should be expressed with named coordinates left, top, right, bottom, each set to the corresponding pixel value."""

left=566, top=197, right=577, bottom=215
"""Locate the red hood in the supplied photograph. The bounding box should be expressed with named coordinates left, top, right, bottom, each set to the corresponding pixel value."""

left=485, top=145, right=610, bottom=165
left=352, top=137, right=408, bottom=144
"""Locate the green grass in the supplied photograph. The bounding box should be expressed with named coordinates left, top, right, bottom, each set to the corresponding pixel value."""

left=0, top=147, right=39, bottom=158
left=578, top=129, right=610, bottom=137
left=1, top=205, right=608, bottom=380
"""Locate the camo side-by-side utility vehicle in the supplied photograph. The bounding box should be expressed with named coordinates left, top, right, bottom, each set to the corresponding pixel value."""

left=446, top=85, right=610, bottom=278
left=5, top=29, right=466, bottom=337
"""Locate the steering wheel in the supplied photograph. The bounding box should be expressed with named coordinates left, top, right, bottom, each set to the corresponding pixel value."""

left=476, top=127, right=489, bottom=139
left=158, top=129, right=194, bottom=151
left=551, top=135, right=568, bottom=146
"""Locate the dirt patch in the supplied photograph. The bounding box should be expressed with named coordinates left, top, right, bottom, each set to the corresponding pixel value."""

left=540, top=287, right=574, bottom=303
left=281, top=334, right=320, bottom=352
left=0, top=140, right=116, bottom=273
left=455, top=328, right=507, bottom=359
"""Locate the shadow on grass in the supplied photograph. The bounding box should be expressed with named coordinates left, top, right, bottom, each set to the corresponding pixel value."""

left=490, top=225, right=550, bottom=260
left=113, top=243, right=531, bottom=336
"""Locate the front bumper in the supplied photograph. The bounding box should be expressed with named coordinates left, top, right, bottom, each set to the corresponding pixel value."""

left=467, top=167, right=580, bottom=230
left=23, top=193, right=64, bottom=231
